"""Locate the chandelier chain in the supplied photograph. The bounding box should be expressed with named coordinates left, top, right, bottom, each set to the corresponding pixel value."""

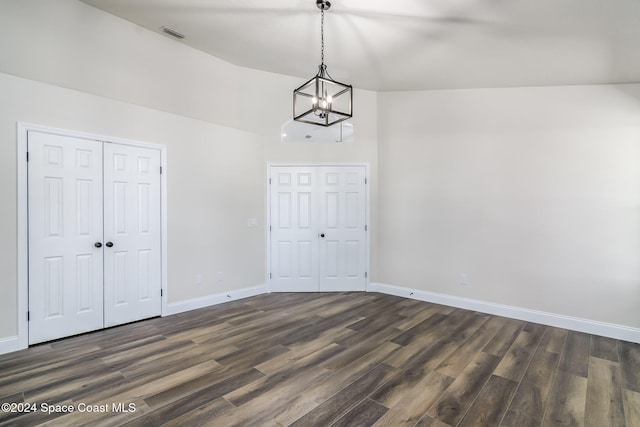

left=320, top=9, right=325, bottom=65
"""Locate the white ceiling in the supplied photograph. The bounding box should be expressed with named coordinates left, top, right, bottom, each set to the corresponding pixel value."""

left=80, top=0, right=640, bottom=92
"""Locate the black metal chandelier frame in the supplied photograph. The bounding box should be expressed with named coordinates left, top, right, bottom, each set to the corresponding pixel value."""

left=293, top=0, right=353, bottom=127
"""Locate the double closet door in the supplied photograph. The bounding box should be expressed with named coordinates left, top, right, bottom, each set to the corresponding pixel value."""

left=28, top=131, right=162, bottom=344
left=270, top=166, right=367, bottom=292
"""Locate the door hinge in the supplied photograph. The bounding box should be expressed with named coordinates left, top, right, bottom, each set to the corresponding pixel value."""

left=269, top=273, right=272, bottom=279
left=365, top=225, right=368, bottom=231
left=161, top=289, right=163, bottom=297
left=269, top=225, right=272, bottom=232
left=27, top=311, right=30, bottom=321
left=26, top=152, right=29, bottom=162
left=365, top=178, right=367, bottom=184
left=269, top=178, right=272, bottom=184
left=365, top=272, right=368, bottom=278
left=160, top=166, right=163, bottom=174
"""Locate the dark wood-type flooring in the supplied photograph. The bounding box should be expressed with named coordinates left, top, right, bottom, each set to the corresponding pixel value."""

left=1, top=292, right=639, bottom=426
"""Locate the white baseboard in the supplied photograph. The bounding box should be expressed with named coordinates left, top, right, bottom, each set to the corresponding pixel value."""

left=367, top=282, right=640, bottom=344
left=164, top=284, right=269, bottom=316
left=0, top=336, right=20, bottom=356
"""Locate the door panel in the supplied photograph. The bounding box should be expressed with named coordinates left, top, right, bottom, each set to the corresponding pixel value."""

left=103, top=143, right=162, bottom=327
left=318, top=167, right=367, bottom=291
left=28, top=132, right=104, bottom=344
left=270, top=168, right=319, bottom=291
left=270, top=166, right=367, bottom=292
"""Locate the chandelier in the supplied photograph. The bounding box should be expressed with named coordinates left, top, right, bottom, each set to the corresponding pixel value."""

left=293, top=0, right=353, bottom=127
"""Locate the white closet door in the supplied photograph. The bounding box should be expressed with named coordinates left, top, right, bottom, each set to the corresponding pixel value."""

left=103, top=143, right=162, bottom=327
left=270, top=167, right=320, bottom=291
left=28, top=132, right=104, bottom=344
left=270, top=165, right=367, bottom=292
left=318, top=167, right=367, bottom=291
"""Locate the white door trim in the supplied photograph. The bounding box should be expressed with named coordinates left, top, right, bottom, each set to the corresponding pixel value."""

left=266, top=162, right=370, bottom=292
left=16, top=122, right=168, bottom=351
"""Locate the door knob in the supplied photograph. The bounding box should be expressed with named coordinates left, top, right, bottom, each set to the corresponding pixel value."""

left=105, top=242, right=114, bottom=248
left=320, top=233, right=325, bottom=238
left=94, top=242, right=102, bottom=248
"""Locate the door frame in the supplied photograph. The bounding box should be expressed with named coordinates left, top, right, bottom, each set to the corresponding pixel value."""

left=266, top=162, right=371, bottom=292
left=16, top=122, right=168, bottom=350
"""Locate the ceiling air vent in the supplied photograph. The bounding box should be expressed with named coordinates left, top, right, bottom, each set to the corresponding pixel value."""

left=161, top=26, right=185, bottom=39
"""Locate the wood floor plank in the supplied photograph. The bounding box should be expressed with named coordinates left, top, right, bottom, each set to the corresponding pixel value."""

left=369, top=364, right=435, bottom=409
left=125, top=368, right=265, bottom=426
left=392, top=309, right=473, bottom=347
left=236, top=366, right=339, bottom=427
left=623, top=389, right=640, bottom=427
left=100, top=338, right=190, bottom=370
left=337, top=316, right=404, bottom=347
left=538, top=326, right=568, bottom=354
left=225, top=343, right=343, bottom=406
left=585, top=356, right=625, bottom=427
left=327, top=398, right=388, bottom=427
left=503, top=384, right=547, bottom=427
left=288, top=363, right=397, bottom=427
left=397, top=300, right=436, bottom=317
left=1, top=292, right=637, bottom=426
left=255, top=329, right=352, bottom=374
left=395, top=304, right=451, bottom=331
left=501, top=409, right=540, bottom=427
left=619, top=340, right=640, bottom=393
left=482, top=318, right=525, bottom=358
left=211, top=366, right=332, bottom=427
left=457, top=375, right=518, bottom=427
left=372, top=370, right=453, bottom=427
left=434, top=315, right=505, bottom=378
left=521, top=346, right=561, bottom=389
left=415, top=416, right=452, bottom=427
left=503, top=347, right=560, bottom=425
left=320, top=325, right=403, bottom=372
left=384, top=314, right=453, bottom=369
left=542, top=370, right=588, bottom=427
left=493, top=329, right=542, bottom=382
left=118, top=344, right=223, bottom=381
left=426, top=351, right=501, bottom=426
left=591, top=335, right=619, bottom=362
left=273, top=341, right=400, bottom=426
left=400, top=312, right=490, bottom=374
left=26, top=370, right=126, bottom=405
left=109, top=359, right=225, bottom=409
left=158, top=397, right=235, bottom=427
left=558, top=331, right=590, bottom=378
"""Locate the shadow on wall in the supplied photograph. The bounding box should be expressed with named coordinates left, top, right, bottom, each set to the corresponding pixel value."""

left=615, top=84, right=640, bottom=106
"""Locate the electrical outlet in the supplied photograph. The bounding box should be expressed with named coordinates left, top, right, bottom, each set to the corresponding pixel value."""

left=195, top=274, right=203, bottom=285
left=460, top=273, right=469, bottom=286
left=217, top=272, right=224, bottom=282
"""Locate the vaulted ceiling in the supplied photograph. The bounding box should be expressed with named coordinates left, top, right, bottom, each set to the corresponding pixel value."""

left=80, top=0, right=640, bottom=91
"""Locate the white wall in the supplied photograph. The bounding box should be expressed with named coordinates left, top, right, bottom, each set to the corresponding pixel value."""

left=0, top=0, right=378, bottom=345
left=0, top=72, right=268, bottom=338
left=378, top=84, right=640, bottom=329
